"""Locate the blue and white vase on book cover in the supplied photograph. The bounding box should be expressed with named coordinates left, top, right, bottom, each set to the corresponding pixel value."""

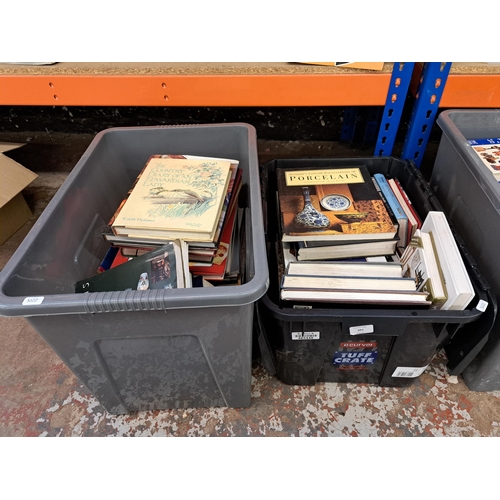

left=294, top=187, right=330, bottom=228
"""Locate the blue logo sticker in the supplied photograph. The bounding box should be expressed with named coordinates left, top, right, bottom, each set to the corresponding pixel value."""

left=333, top=351, right=378, bottom=365
left=333, top=341, right=378, bottom=366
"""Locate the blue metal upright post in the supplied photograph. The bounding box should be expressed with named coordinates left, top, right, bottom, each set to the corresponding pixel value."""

left=401, top=62, right=451, bottom=167
left=340, top=107, right=358, bottom=143
left=374, top=62, right=415, bottom=156
left=363, top=108, right=383, bottom=147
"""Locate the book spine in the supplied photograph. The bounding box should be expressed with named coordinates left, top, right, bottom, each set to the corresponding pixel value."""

left=388, top=178, right=416, bottom=244
left=212, top=166, right=241, bottom=243
left=373, top=174, right=408, bottom=221
left=96, top=246, right=119, bottom=273
left=392, top=178, right=422, bottom=227
left=373, top=174, right=407, bottom=249
left=372, top=177, right=398, bottom=224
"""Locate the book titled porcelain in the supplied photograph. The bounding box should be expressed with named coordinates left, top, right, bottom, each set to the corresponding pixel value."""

left=277, top=165, right=397, bottom=242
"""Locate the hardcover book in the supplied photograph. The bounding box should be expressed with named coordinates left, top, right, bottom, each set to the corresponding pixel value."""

left=281, top=274, right=417, bottom=292
left=373, top=173, right=408, bottom=250
left=280, top=288, right=431, bottom=306
left=189, top=187, right=240, bottom=280
left=111, top=156, right=233, bottom=242
left=420, top=211, right=474, bottom=311
left=104, top=155, right=239, bottom=249
left=295, top=237, right=399, bottom=261
left=400, top=229, right=447, bottom=308
left=387, top=178, right=421, bottom=242
left=277, top=165, right=397, bottom=242
left=286, top=260, right=404, bottom=278
left=467, top=138, right=500, bottom=181
left=110, top=249, right=130, bottom=268
left=75, top=241, right=186, bottom=293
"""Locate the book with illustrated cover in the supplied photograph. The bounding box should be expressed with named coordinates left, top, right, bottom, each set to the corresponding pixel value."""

left=467, top=138, right=500, bottom=181
left=400, top=229, right=447, bottom=308
left=111, top=156, right=232, bottom=242
left=420, top=211, right=474, bottom=311
left=104, top=155, right=239, bottom=248
left=75, top=241, right=186, bottom=293
left=277, top=165, right=397, bottom=242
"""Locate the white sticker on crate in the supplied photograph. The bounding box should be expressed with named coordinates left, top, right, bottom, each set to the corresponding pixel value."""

left=349, top=325, right=374, bottom=335
left=22, top=296, right=44, bottom=306
left=476, top=300, right=488, bottom=312
left=392, top=366, right=428, bottom=378
left=292, top=331, right=320, bottom=340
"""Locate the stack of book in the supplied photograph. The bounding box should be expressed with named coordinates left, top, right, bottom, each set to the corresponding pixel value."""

left=400, top=212, right=475, bottom=310
left=280, top=260, right=431, bottom=306
left=94, top=154, right=244, bottom=287
left=276, top=165, right=400, bottom=263
left=274, top=164, right=475, bottom=309
left=372, top=173, right=422, bottom=252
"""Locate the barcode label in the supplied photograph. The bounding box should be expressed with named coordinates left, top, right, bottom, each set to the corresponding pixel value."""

left=392, top=366, right=428, bottom=378
left=292, top=331, right=320, bottom=340
left=22, top=296, right=44, bottom=306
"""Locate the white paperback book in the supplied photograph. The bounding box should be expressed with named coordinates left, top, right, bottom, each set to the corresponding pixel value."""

left=420, top=211, right=474, bottom=310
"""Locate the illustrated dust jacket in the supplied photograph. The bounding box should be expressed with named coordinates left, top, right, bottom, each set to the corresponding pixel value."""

left=277, top=165, right=397, bottom=242
left=111, top=157, right=232, bottom=240
left=467, top=138, right=500, bottom=180
left=75, top=241, right=184, bottom=293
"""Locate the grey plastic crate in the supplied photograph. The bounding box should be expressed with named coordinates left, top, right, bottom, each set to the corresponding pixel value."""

left=431, top=109, right=500, bottom=391
left=0, top=124, right=268, bottom=413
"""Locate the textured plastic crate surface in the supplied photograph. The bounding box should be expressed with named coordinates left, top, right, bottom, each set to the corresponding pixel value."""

left=431, top=110, right=500, bottom=391
left=0, top=124, right=268, bottom=413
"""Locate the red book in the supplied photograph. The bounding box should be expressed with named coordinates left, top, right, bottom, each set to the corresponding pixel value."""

left=387, top=178, right=422, bottom=243
left=110, top=250, right=130, bottom=268
left=189, top=184, right=241, bottom=280
left=393, top=179, right=422, bottom=228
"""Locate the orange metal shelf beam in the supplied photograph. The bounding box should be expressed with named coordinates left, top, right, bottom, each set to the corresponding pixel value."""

left=0, top=73, right=392, bottom=107
left=411, top=63, right=500, bottom=108
left=438, top=75, right=500, bottom=107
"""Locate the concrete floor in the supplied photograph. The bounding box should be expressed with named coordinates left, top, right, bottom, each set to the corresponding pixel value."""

left=1, top=133, right=500, bottom=437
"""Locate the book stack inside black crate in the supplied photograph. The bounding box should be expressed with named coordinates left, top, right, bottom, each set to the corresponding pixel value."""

left=257, top=157, right=497, bottom=388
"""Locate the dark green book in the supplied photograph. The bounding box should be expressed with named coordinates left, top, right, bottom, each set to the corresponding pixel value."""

left=75, top=241, right=184, bottom=293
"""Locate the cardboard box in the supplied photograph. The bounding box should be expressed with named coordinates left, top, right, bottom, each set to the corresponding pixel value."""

left=0, top=143, right=38, bottom=245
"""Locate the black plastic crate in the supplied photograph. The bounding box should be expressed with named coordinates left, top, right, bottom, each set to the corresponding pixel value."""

left=257, top=157, right=497, bottom=388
